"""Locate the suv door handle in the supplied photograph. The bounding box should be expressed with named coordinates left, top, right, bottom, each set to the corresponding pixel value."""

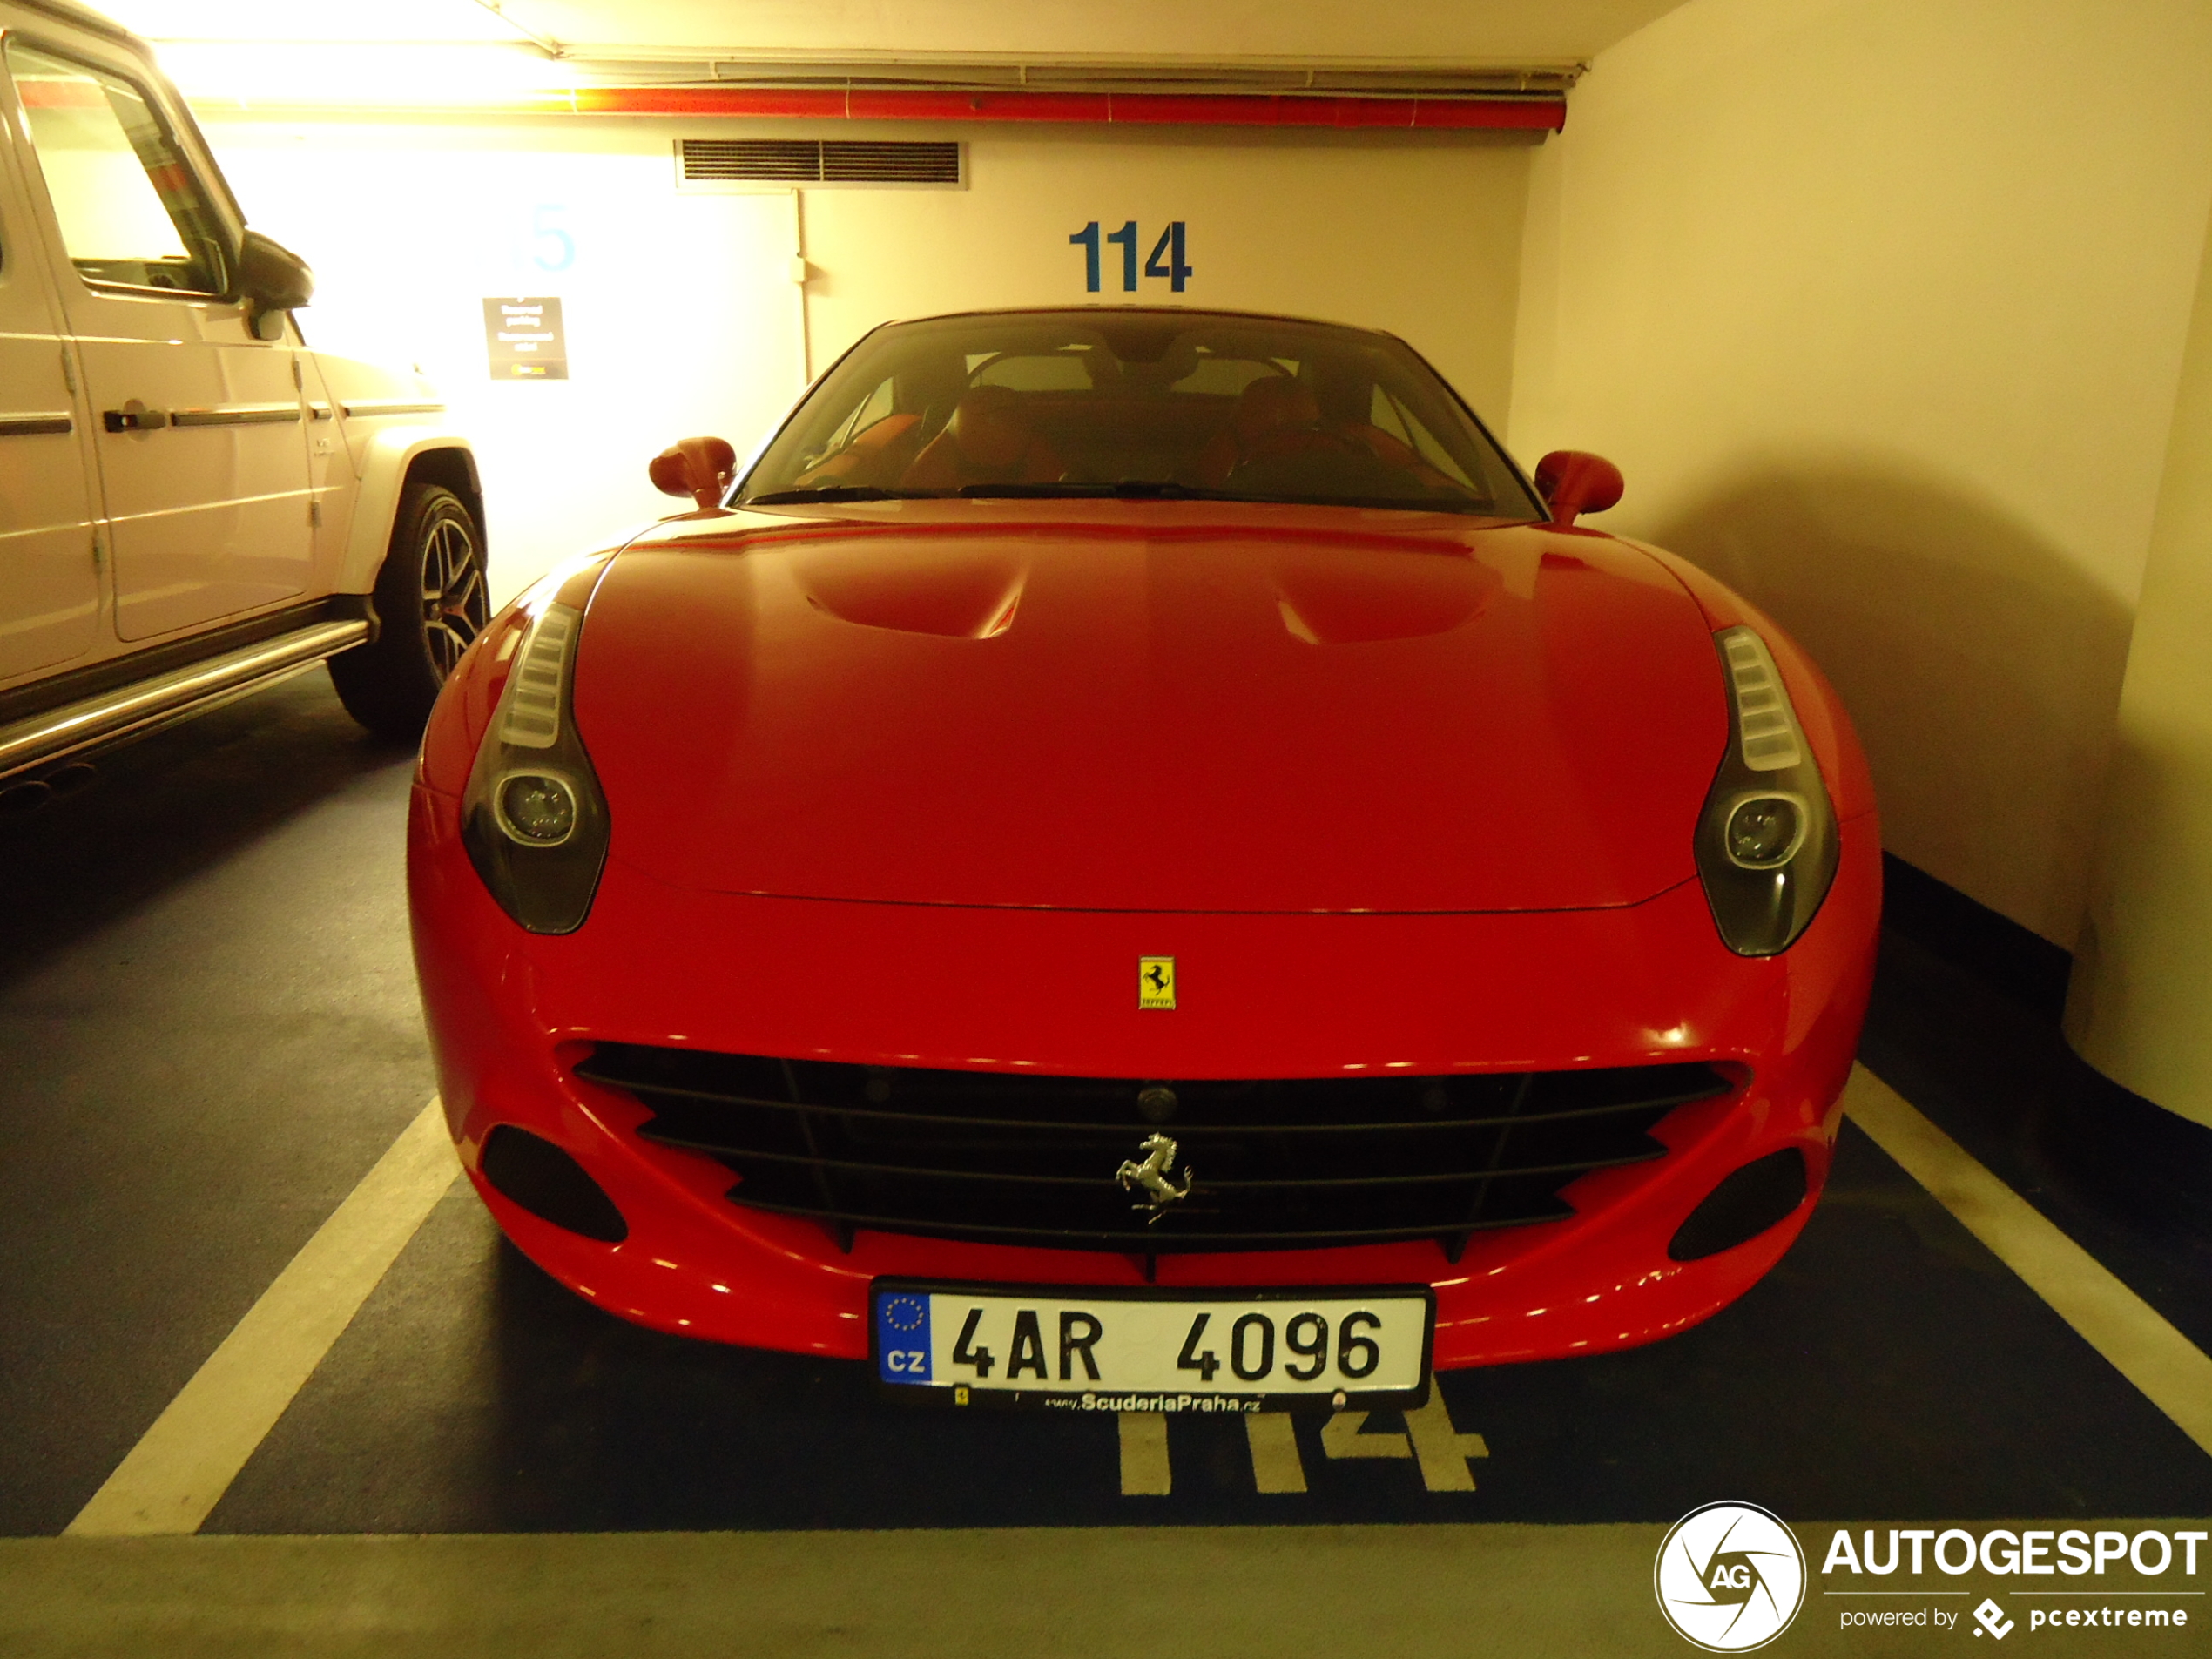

left=103, top=400, right=170, bottom=432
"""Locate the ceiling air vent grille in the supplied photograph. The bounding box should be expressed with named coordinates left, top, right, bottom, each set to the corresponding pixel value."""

left=678, top=138, right=963, bottom=188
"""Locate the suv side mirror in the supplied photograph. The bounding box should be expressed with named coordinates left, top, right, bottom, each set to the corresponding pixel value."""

left=1534, top=449, right=1624, bottom=527
left=239, top=229, right=314, bottom=341
left=650, top=435, right=738, bottom=511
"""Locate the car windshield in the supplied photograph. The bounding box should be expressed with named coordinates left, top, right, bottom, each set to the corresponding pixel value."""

left=740, top=310, right=1544, bottom=519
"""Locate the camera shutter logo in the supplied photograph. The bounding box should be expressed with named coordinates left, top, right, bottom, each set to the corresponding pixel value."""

left=1654, top=1501, right=1806, bottom=1651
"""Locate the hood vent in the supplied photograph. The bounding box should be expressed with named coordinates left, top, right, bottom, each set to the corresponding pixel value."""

left=678, top=138, right=962, bottom=187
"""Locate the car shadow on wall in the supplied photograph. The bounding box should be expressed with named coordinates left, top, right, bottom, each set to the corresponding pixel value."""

left=0, top=673, right=414, bottom=983
left=1647, top=462, right=2133, bottom=947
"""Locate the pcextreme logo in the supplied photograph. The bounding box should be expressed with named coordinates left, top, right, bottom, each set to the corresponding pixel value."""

left=1656, top=1501, right=1809, bottom=1651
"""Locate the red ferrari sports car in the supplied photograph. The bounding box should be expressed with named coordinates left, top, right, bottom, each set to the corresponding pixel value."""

left=409, top=307, right=1878, bottom=1410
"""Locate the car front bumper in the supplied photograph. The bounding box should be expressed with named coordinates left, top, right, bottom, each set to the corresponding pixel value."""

left=409, top=782, right=1879, bottom=1370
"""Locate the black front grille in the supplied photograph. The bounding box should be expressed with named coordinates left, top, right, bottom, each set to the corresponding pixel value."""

left=577, top=1044, right=1732, bottom=1258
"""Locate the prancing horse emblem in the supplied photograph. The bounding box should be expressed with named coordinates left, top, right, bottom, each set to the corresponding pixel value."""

left=1116, top=1131, right=1193, bottom=1221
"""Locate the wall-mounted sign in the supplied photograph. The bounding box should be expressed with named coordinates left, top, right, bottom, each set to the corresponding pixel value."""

left=483, top=297, right=568, bottom=380
left=1068, top=221, right=1192, bottom=293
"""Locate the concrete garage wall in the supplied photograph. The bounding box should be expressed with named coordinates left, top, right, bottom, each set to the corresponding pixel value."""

left=1507, top=0, right=2212, bottom=947
left=2066, top=197, right=2212, bottom=1125
left=196, top=116, right=1536, bottom=604
left=794, top=130, right=1534, bottom=430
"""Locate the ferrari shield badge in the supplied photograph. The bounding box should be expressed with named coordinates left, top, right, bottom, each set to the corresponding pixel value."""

left=1138, top=955, right=1176, bottom=1009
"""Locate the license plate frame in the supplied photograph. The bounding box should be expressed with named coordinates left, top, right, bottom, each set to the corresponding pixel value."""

left=870, top=1278, right=1435, bottom=1412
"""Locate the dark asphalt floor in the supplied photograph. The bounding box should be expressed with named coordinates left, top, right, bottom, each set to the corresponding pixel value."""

left=3, top=672, right=2208, bottom=1536
left=0, top=675, right=432, bottom=1536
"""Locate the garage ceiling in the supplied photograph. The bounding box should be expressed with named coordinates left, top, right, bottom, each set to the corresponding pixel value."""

left=103, top=0, right=1690, bottom=66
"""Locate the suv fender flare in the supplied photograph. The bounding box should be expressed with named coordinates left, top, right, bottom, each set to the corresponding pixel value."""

left=338, top=428, right=486, bottom=597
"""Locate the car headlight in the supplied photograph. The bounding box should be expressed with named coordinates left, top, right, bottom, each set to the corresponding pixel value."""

left=1694, top=626, right=1838, bottom=956
left=461, top=602, right=610, bottom=934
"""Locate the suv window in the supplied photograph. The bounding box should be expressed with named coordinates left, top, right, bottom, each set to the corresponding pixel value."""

left=4, top=40, right=226, bottom=295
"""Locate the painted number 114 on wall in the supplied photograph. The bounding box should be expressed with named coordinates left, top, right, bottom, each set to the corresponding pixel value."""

left=1069, top=221, right=1193, bottom=293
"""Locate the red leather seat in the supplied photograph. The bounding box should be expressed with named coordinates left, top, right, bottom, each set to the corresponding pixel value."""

left=901, top=388, right=1067, bottom=489
left=1191, top=376, right=1341, bottom=487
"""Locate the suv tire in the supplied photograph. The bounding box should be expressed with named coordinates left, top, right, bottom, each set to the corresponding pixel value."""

left=329, top=482, right=488, bottom=738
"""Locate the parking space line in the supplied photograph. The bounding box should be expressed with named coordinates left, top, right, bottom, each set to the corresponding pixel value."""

left=1846, top=1063, right=2212, bottom=1460
left=1244, top=1413, right=1308, bottom=1493
left=66, top=1099, right=458, bottom=1537
left=1117, top=1413, right=1171, bottom=1494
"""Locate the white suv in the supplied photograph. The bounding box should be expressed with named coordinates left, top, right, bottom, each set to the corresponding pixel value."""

left=0, top=0, right=486, bottom=799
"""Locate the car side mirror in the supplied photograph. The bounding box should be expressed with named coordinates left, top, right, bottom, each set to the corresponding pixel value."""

left=1534, top=449, right=1624, bottom=527
left=238, top=229, right=314, bottom=341
left=650, top=435, right=738, bottom=511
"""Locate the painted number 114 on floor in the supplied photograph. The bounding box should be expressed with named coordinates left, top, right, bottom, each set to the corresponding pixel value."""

left=1069, top=221, right=1193, bottom=293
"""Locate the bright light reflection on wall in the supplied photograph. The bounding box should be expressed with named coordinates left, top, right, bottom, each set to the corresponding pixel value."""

left=150, top=43, right=578, bottom=109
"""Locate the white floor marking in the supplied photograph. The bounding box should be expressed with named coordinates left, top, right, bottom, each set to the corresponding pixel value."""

left=1318, top=1399, right=1489, bottom=1490
left=1244, top=1413, right=1308, bottom=1493
left=1116, top=1412, right=1172, bottom=1495
left=1405, top=1394, right=1490, bottom=1491
left=1846, top=1063, right=2212, bottom=1460
left=67, top=1098, right=459, bottom=1536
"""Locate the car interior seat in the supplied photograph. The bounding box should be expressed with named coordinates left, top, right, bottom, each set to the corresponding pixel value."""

left=1190, top=375, right=1351, bottom=488
left=901, top=388, right=1067, bottom=489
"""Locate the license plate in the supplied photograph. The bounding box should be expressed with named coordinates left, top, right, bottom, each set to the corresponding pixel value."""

left=871, top=1280, right=1433, bottom=1411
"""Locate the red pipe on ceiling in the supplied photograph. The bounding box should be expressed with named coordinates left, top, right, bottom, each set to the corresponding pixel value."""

left=568, top=86, right=1566, bottom=132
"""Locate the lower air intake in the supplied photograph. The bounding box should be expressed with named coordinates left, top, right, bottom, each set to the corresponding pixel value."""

left=1666, top=1146, right=1808, bottom=1261
left=480, top=1123, right=628, bottom=1244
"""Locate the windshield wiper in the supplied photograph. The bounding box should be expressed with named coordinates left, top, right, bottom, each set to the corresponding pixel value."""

left=743, top=485, right=946, bottom=504
left=750, top=480, right=1494, bottom=514
left=957, top=481, right=1242, bottom=501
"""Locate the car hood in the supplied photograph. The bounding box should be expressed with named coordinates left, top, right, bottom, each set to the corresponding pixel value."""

left=573, top=501, right=1727, bottom=913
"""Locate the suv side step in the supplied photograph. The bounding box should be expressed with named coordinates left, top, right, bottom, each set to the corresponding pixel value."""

left=0, top=619, right=370, bottom=783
